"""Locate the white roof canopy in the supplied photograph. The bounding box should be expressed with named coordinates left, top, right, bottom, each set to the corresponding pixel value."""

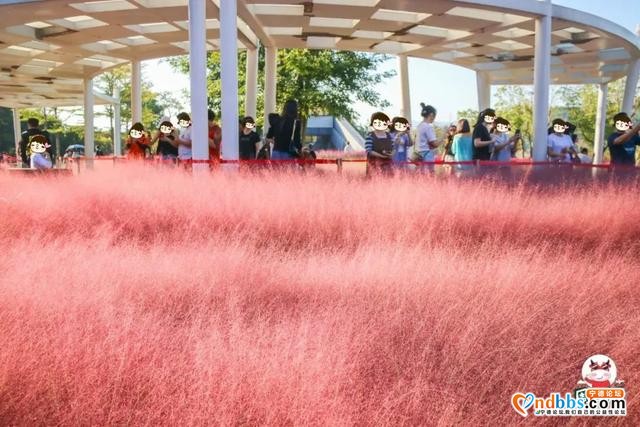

left=0, top=0, right=638, bottom=108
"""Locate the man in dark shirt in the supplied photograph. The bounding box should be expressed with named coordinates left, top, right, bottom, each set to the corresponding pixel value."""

left=239, top=116, right=261, bottom=161
left=19, top=118, right=53, bottom=167
left=607, top=112, right=640, bottom=166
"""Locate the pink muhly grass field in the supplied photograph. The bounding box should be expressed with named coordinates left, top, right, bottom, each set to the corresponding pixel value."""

left=0, top=165, right=639, bottom=426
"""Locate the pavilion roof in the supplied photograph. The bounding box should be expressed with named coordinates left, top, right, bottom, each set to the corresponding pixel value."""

left=0, top=0, right=638, bottom=108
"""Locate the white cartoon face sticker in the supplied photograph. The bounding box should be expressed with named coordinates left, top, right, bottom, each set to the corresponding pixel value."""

left=372, top=119, right=389, bottom=131
left=553, top=123, right=566, bottom=133
left=178, top=119, right=190, bottom=128
left=496, top=123, right=510, bottom=133
left=130, top=129, right=143, bottom=139
left=29, top=138, right=48, bottom=154
left=394, top=122, right=409, bottom=132
left=245, top=122, right=255, bottom=130
left=159, top=123, right=173, bottom=135
left=484, top=115, right=495, bottom=125
left=615, top=120, right=631, bottom=132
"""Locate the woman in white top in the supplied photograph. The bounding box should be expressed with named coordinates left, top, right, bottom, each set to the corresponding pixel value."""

left=415, top=103, right=441, bottom=169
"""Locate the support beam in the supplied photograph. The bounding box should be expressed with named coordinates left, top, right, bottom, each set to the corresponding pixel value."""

left=397, top=55, right=411, bottom=120
left=113, top=87, right=122, bottom=157
left=532, top=0, right=552, bottom=162
left=12, top=108, right=21, bottom=166
left=476, top=71, right=491, bottom=111
left=84, top=78, right=95, bottom=168
left=593, top=83, right=609, bottom=165
left=622, top=58, right=640, bottom=115
left=220, top=0, right=239, bottom=162
left=245, top=47, right=258, bottom=119
left=264, top=47, right=277, bottom=131
left=188, top=0, right=209, bottom=168
left=131, top=60, right=142, bottom=124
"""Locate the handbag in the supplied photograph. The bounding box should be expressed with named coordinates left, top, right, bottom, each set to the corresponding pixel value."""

left=288, top=119, right=300, bottom=158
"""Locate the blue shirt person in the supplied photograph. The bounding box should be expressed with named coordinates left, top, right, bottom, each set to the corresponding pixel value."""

left=607, top=112, right=640, bottom=166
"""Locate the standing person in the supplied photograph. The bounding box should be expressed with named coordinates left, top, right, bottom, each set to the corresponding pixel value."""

left=19, top=118, right=52, bottom=168
left=390, top=116, right=413, bottom=169
left=547, top=118, right=577, bottom=163
left=125, top=122, right=150, bottom=160
left=415, top=103, right=441, bottom=167
left=28, top=135, right=52, bottom=170
left=271, top=100, right=301, bottom=163
left=239, top=116, right=261, bottom=163
left=577, top=147, right=592, bottom=164
left=607, top=112, right=640, bottom=167
left=490, top=117, right=519, bottom=162
left=208, top=109, right=222, bottom=165
left=176, top=112, right=192, bottom=163
left=152, top=118, right=179, bottom=161
left=472, top=108, right=496, bottom=161
left=443, top=124, right=457, bottom=162
left=365, top=112, right=393, bottom=177
left=451, top=119, right=473, bottom=171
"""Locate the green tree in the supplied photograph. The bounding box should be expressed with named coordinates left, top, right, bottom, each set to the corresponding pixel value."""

left=168, top=48, right=395, bottom=130
left=555, top=80, right=626, bottom=147
left=96, top=64, right=181, bottom=146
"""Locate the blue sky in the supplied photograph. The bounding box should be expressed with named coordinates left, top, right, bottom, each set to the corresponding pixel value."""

left=142, top=0, right=638, bottom=128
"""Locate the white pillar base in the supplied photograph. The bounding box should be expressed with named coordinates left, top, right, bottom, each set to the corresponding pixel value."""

left=476, top=71, right=491, bottom=111
left=532, top=2, right=552, bottom=162
left=113, top=87, right=122, bottom=157
left=622, top=59, right=640, bottom=115
left=188, top=0, right=209, bottom=164
left=397, top=55, right=411, bottom=120
left=12, top=109, right=21, bottom=166
left=131, top=61, right=142, bottom=124
left=593, top=83, right=608, bottom=165
left=84, top=78, right=95, bottom=169
left=220, top=0, right=239, bottom=162
left=245, top=48, right=258, bottom=119
left=264, top=47, right=277, bottom=131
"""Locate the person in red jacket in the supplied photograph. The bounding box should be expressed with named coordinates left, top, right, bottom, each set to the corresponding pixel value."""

left=208, top=110, right=222, bottom=166
left=126, top=122, right=150, bottom=160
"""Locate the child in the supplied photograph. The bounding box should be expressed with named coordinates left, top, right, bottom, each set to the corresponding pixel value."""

left=153, top=118, right=179, bottom=161
left=126, top=122, right=150, bottom=160
left=490, top=117, right=518, bottom=162
left=29, top=135, right=52, bottom=170
left=239, top=116, right=261, bottom=162
left=365, top=112, right=394, bottom=177
left=390, top=116, right=413, bottom=168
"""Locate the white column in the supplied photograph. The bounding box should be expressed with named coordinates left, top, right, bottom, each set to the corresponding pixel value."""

left=188, top=0, right=209, bottom=168
left=84, top=78, right=95, bottom=167
left=593, top=83, right=608, bottom=165
left=476, top=71, right=491, bottom=111
left=12, top=108, right=21, bottom=166
left=220, top=0, right=239, bottom=162
left=397, top=55, right=411, bottom=120
left=245, top=47, right=258, bottom=118
left=131, top=60, right=142, bottom=124
left=532, top=0, right=552, bottom=162
left=113, top=87, right=122, bottom=156
left=264, top=47, right=277, bottom=130
left=622, top=58, right=640, bottom=114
